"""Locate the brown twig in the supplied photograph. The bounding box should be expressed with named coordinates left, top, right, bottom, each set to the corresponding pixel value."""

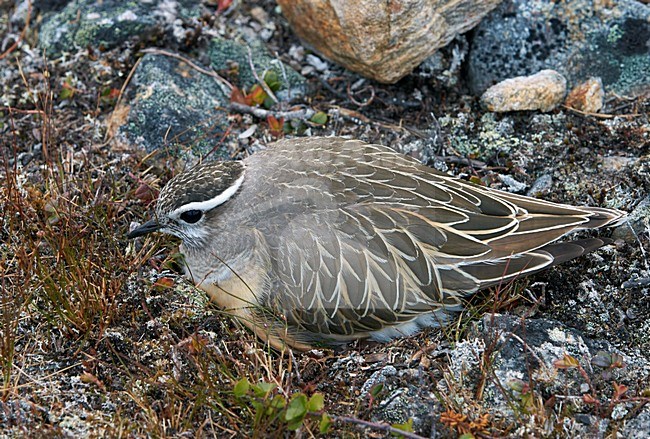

left=0, top=107, right=45, bottom=115
left=436, top=155, right=486, bottom=168
left=0, top=0, right=31, bottom=60
left=562, top=105, right=643, bottom=120
left=317, top=76, right=347, bottom=99
left=140, top=48, right=234, bottom=94
left=229, top=102, right=315, bottom=121
left=330, top=415, right=427, bottom=439
left=347, top=82, right=375, bottom=107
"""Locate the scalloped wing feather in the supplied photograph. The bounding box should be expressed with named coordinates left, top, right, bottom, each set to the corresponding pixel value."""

left=246, top=137, right=625, bottom=343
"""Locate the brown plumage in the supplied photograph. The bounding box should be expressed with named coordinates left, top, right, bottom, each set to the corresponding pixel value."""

left=128, top=137, right=626, bottom=350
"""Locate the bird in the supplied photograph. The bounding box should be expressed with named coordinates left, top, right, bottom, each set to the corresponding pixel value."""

left=127, top=137, right=625, bottom=351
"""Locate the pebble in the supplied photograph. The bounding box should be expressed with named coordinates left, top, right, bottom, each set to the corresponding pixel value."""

left=601, top=156, right=638, bottom=172
left=359, top=365, right=397, bottom=397
left=612, top=195, right=650, bottom=240
left=527, top=174, right=553, bottom=197
left=565, top=77, right=604, bottom=113
left=481, top=69, right=567, bottom=112
left=498, top=174, right=527, bottom=193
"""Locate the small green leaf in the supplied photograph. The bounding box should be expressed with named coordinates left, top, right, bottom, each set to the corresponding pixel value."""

left=283, top=120, right=295, bottom=134
left=507, top=379, right=525, bottom=392
left=270, top=394, right=286, bottom=409
left=263, top=70, right=281, bottom=92
left=252, top=381, right=276, bottom=397
left=251, top=400, right=263, bottom=412
left=391, top=418, right=414, bottom=434
left=287, top=419, right=303, bottom=431
left=520, top=391, right=534, bottom=413
left=233, top=378, right=249, bottom=397
left=307, top=393, right=324, bottom=412
left=285, top=394, right=308, bottom=421
left=263, top=95, right=275, bottom=109
left=370, top=383, right=384, bottom=398
left=247, top=84, right=267, bottom=106
left=459, top=434, right=476, bottom=439
left=59, top=87, right=74, bottom=100
left=310, top=111, right=328, bottom=125
left=319, top=413, right=332, bottom=434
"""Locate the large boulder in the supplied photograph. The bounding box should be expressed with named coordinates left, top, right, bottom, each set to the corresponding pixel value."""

left=277, top=0, right=502, bottom=83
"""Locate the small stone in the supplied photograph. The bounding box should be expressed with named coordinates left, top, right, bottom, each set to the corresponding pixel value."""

left=575, top=414, right=594, bottom=425
left=601, top=156, right=638, bottom=172
left=612, top=195, right=650, bottom=240
left=249, top=6, right=270, bottom=25
left=306, top=54, right=328, bottom=72
left=481, top=70, right=567, bottom=113
left=365, top=352, right=389, bottom=363
left=498, top=174, right=527, bottom=193
left=360, top=366, right=397, bottom=397
left=37, top=0, right=203, bottom=57
left=621, top=407, right=650, bottom=439
left=527, top=174, right=553, bottom=197
left=18, top=152, right=33, bottom=166
left=565, top=78, right=605, bottom=113
left=611, top=404, right=629, bottom=420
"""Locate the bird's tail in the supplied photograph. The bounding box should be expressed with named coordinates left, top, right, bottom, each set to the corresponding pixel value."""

left=578, top=206, right=627, bottom=229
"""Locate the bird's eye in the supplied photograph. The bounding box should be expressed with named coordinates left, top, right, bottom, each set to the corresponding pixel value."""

left=179, top=209, right=203, bottom=224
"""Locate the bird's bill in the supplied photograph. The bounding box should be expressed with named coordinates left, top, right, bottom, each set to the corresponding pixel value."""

left=127, top=219, right=162, bottom=238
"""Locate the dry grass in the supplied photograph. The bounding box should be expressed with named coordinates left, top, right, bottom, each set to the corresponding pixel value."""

left=0, top=54, right=344, bottom=438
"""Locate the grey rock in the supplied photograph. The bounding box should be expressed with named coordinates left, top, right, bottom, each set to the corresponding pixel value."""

left=527, top=174, right=553, bottom=197
left=498, top=174, right=527, bottom=193
left=620, top=407, right=650, bottom=439
left=360, top=365, right=397, bottom=397
left=613, top=195, right=650, bottom=240
left=114, top=37, right=306, bottom=160
left=114, top=53, right=230, bottom=161
left=206, top=38, right=307, bottom=100
left=439, top=112, right=525, bottom=159
left=468, top=0, right=650, bottom=97
left=0, top=399, right=49, bottom=426
left=11, top=0, right=68, bottom=26
left=395, top=126, right=444, bottom=165
left=372, top=387, right=438, bottom=435
left=415, top=36, right=469, bottom=88
left=38, top=0, right=202, bottom=57
left=374, top=389, right=409, bottom=424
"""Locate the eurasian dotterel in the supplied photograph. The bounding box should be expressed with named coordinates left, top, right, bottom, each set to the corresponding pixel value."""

left=128, top=137, right=625, bottom=350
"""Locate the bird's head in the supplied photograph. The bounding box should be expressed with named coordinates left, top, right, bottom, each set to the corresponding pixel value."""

left=127, top=160, right=245, bottom=248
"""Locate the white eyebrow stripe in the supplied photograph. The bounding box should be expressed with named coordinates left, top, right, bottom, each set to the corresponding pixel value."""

left=171, top=172, right=245, bottom=217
